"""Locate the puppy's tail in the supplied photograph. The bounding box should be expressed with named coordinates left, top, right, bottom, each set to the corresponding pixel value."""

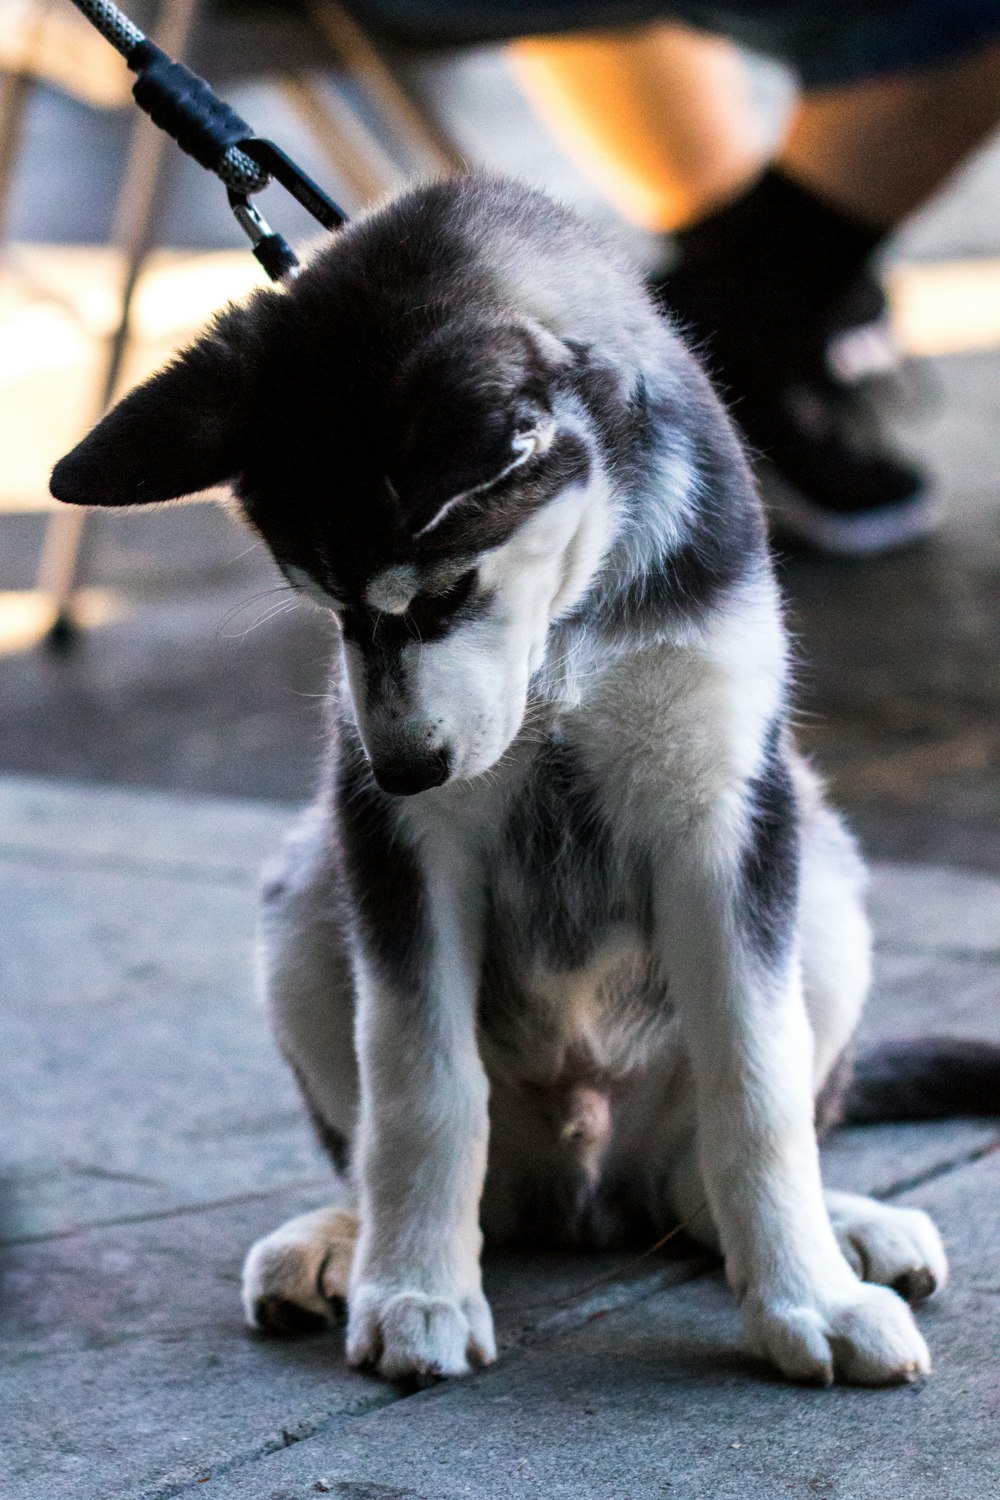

left=841, top=1037, right=1000, bottom=1125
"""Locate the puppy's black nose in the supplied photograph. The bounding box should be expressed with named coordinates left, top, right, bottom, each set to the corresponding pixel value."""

left=371, top=750, right=450, bottom=796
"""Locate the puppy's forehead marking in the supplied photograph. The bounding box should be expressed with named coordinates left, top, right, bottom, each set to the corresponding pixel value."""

left=366, top=564, right=420, bottom=615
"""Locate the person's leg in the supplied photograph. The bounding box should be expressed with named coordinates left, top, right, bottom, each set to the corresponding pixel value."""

left=657, top=39, right=1000, bottom=552
left=509, top=23, right=767, bottom=231
left=783, top=43, right=1000, bottom=228
left=510, top=24, right=1000, bottom=553
left=511, top=23, right=1000, bottom=237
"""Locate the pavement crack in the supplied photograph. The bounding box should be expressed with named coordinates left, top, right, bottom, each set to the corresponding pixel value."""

left=63, top=1158, right=165, bottom=1188
left=137, top=1392, right=404, bottom=1500
left=70, top=1140, right=1000, bottom=1498
left=142, top=1258, right=714, bottom=1499
left=509, top=1258, right=714, bottom=1347
left=875, top=943, right=1000, bottom=961
left=875, top=1133, right=1000, bottom=1201
left=0, top=1176, right=331, bottom=1246
left=0, top=841, right=260, bottom=890
left=123, top=1253, right=715, bottom=1497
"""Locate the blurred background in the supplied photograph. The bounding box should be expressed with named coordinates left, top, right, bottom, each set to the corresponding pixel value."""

left=1, top=0, right=998, bottom=866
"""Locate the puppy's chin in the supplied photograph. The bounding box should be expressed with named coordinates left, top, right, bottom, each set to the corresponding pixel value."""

left=446, top=725, right=527, bottom=788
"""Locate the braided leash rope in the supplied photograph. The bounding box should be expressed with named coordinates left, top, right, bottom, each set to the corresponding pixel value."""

left=67, top=0, right=348, bottom=279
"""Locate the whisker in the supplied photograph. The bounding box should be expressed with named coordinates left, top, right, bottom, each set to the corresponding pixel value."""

left=226, top=535, right=267, bottom=563
left=216, top=584, right=295, bottom=635
left=221, top=596, right=301, bottom=640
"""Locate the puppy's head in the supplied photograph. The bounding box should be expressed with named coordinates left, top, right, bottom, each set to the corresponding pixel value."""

left=51, top=215, right=628, bottom=792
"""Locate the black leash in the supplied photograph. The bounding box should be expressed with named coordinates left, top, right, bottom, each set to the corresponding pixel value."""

left=67, top=0, right=349, bottom=281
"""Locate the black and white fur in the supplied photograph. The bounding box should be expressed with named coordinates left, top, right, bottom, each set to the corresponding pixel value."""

left=54, top=174, right=965, bottom=1386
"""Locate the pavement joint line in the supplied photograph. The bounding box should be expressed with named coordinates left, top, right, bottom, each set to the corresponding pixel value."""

left=874, top=941, right=1000, bottom=960
left=0, top=1176, right=332, bottom=1248
left=514, top=1258, right=715, bottom=1345
left=7, top=1124, right=995, bottom=1258
left=872, top=1132, right=1000, bottom=1202
left=137, top=1391, right=405, bottom=1500
left=143, top=1266, right=718, bottom=1500
left=0, top=841, right=262, bottom=889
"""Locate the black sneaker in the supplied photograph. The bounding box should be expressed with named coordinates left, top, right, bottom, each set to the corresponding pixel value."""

left=653, top=267, right=939, bottom=558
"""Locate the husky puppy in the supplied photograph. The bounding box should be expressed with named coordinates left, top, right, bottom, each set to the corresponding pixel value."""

left=54, top=174, right=957, bottom=1387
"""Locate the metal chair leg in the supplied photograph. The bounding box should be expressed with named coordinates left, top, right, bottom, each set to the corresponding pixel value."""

left=0, top=69, right=35, bottom=259
left=280, top=3, right=468, bottom=218
left=305, top=1, right=465, bottom=177
left=37, top=0, right=201, bottom=650
left=279, top=72, right=406, bottom=207
left=0, top=1, right=61, bottom=296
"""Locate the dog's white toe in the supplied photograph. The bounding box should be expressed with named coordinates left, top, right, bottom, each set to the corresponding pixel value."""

left=745, top=1279, right=931, bottom=1386
left=242, top=1205, right=358, bottom=1335
left=826, top=1191, right=948, bottom=1302
left=347, top=1284, right=496, bottom=1380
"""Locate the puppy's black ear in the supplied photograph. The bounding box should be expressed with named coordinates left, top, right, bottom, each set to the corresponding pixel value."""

left=50, top=297, right=276, bottom=507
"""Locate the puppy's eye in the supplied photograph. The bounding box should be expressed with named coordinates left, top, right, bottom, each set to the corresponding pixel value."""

left=511, top=417, right=555, bottom=462
left=407, top=568, right=478, bottom=628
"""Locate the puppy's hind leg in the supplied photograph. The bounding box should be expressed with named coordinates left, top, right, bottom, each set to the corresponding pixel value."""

left=243, top=1204, right=358, bottom=1334
left=243, top=803, right=361, bottom=1335
left=825, top=1191, right=948, bottom=1305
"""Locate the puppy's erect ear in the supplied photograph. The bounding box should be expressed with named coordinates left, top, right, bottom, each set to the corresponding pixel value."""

left=50, top=296, right=277, bottom=507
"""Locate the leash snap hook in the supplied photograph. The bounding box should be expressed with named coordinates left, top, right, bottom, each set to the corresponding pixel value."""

left=227, top=138, right=349, bottom=283
left=228, top=191, right=301, bottom=283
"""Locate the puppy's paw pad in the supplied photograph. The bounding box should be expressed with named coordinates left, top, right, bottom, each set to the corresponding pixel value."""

left=829, top=1197, right=948, bottom=1302
left=746, top=1282, right=931, bottom=1386
left=242, top=1206, right=358, bottom=1335
left=347, top=1286, right=496, bottom=1381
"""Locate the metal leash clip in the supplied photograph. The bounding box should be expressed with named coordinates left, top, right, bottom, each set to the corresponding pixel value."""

left=68, top=0, right=349, bottom=282
left=228, top=138, right=348, bottom=281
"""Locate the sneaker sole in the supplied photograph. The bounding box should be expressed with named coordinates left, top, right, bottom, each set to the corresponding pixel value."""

left=757, top=462, right=942, bottom=558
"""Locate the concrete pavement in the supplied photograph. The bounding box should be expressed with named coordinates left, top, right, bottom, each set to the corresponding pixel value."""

left=3, top=774, right=999, bottom=1499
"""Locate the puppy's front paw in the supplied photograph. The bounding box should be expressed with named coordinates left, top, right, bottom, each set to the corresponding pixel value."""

left=347, top=1284, right=496, bottom=1381
left=745, top=1280, right=930, bottom=1386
